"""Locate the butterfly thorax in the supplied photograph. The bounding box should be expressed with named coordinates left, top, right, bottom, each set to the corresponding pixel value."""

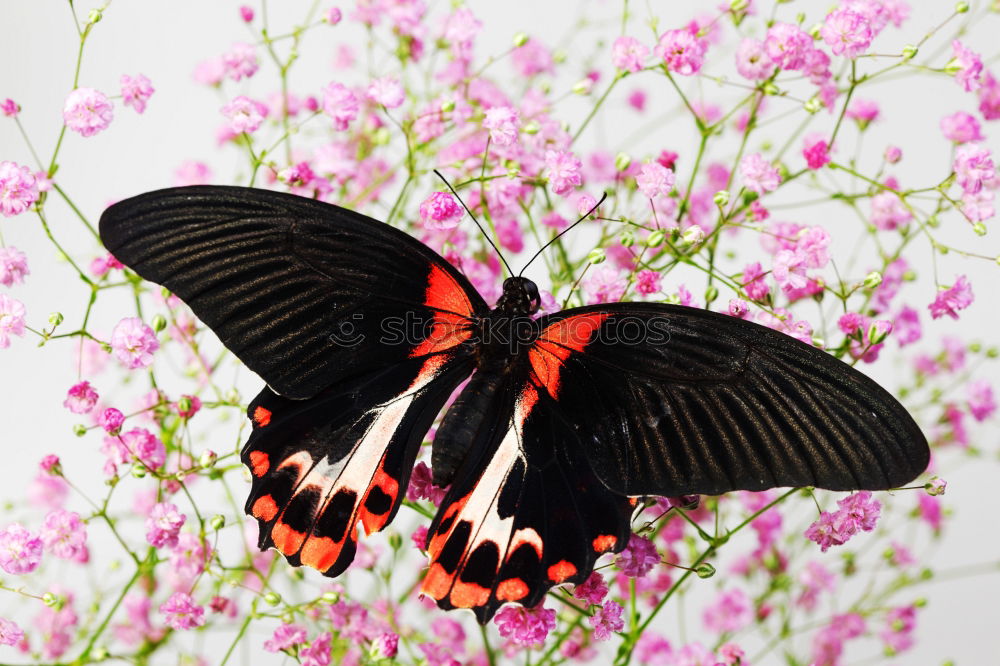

left=474, top=277, right=541, bottom=366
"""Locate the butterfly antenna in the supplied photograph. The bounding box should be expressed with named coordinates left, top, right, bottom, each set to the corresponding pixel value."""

left=432, top=169, right=514, bottom=277
left=518, top=191, right=607, bottom=277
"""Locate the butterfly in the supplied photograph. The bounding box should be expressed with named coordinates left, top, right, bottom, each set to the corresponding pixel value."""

left=99, top=185, right=929, bottom=623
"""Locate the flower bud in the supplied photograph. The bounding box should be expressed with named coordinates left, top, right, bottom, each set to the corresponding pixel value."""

left=200, top=450, right=218, bottom=468
left=42, top=592, right=61, bottom=607
left=712, top=190, right=729, bottom=207
left=439, top=99, right=455, bottom=113
left=388, top=531, right=403, bottom=551
left=867, top=320, right=892, bottom=345
left=761, top=82, right=779, bottom=96
left=704, top=285, right=719, bottom=304
left=863, top=271, right=883, bottom=289
left=572, top=79, right=593, bottom=95
left=925, top=477, right=947, bottom=496
left=210, top=514, right=226, bottom=530
left=522, top=120, right=540, bottom=134
left=902, top=45, right=918, bottom=60
left=263, top=592, right=281, bottom=606
left=87, top=8, right=103, bottom=24
left=695, top=563, right=716, bottom=579
left=513, top=33, right=529, bottom=48
left=586, top=248, right=606, bottom=265
left=73, top=424, right=88, bottom=437
left=151, top=314, right=167, bottom=332
left=321, top=590, right=340, bottom=603
left=48, top=312, right=64, bottom=327
left=131, top=464, right=147, bottom=478
left=646, top=230, right=666, bottom=247
left=973, top=222, right=987, bottom=236
left=620, top=229, right=635, bottom=247
left=956, top=1, right=970, bottom=13
left=803, top=97, right=822, bottom=114
left=680, top=226, right=705, bottom=247
left=614, top=152, right=631, bottom=171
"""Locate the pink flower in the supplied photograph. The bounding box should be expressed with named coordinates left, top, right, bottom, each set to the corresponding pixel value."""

left=239, top=5, right=254, bottom=21
left=870, top=191, right=912, bottom=230
left=63, top=380, right=98, bottom=414
left=1, top=98, right=19, bottom=117
left=796, top=561, right=836, bottom=611
left=367, top=77, right=405, bottom=109
left=222, top=42, right=259, bottom=81
left=327, top=7, right=343, bottom=24
left=953, top=144, right=995, bottom=195
left=0, top=294, right=26, bottom=348
left=967, top=380, right=996, bottom=421
left=740, top=153, right=781, bottom=194
left=159, top=592, right=205, bottom=630
left=635, top=269, right=662, bottom=296
left=322, top=82, right=359, bottom=130
left=951, top=40, right=983, bottom=92
left=0, top=246, right=28, bottom=286
left=120, top=74, right=154, bottom=114
left=821, top=8, right=872, bottom=58
left=90, top=252, right=124, bottom=277
left=494, top=604, right=556, bottom=647
left=119, top=427, right=166, bottom=470
left=406, top=461, right=447, bottom=506
left=837, top=490, right=881, bottom=531
left=264, top=623, right=308, bottom=652
left=372, top=632, right=399, bottom=659
left=40, top=510, right=87, bottom=560
left=572, top=571, right=608, bottom=605
left=735, top=38, right=775, bottom=80
left=0, top=523, right=42, bottom=574
left=880, top=605, right=917, bottom=653
left=812, top=613, right=866, bottom=665
left=928, top=275, right=974, bottom=320
left=111, top=317, right=159, bottom=369
left=483, top=106, right=520, bottom=146
left=221, top=95, right=268, bottom=134
left=611, top=36, right=649, bottom=73
left=589, top=600, right=624, bottom=641
left=99, top=407, right=125, bottom=435
left=616, top=534, right=659, bottom=578
left=894, top=306, right=921, bottom=346
left=979, top=71, right=1000, bottom=119
left=146, top=502, right=186, bottom=549
left=419, top=191, right=464, bottom=230
left=917, top=493, right=942, bottom=531
left=175, top=394, right=202, bottom=419
left=703, top=588, right=752, bottom=634
left=962, top=188, right=995, bottom=222
left=0, top=617, right=23, bottom=646
left=545, top=150, right=583, bottom=196
left=173, top=160, right=213, bottom=186
left=802, top=136, right=831, bottom=170
left=764, top=23, right=812, bottom=70
left=583, top=266, right=627, bottom=305
left=0, top=161, right=39, bottom=217
left=845, top=98, right=879, bottom=128
left=168, top=533, right=210, bottom=590
left=635, top=631, right=674, bottom=663
left=940, top=111, right=983, bottom=143
left=62, top=87, right=113, bottom=137
left=925, top=477, right=947, bottom=496
left=512, top=40, right=554, bottom=77
left=728, top=298, right=750, bottom=318
left=627, top=89, right=646, bottom=111
left=636, top=162, right=675, bottom=198
left=742, top=262, right=770, bottom=301
left=654, top=29, right=707, bottom=76
left=300, top=632, right=332, bottom=666
left=885, top=145, right=902, bottom=163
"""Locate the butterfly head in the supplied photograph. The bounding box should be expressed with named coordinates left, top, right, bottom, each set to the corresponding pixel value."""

left=496, top=277, right=540, bottom=316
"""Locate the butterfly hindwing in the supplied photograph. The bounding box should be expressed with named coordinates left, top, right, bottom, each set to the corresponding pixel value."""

left=245, top=351, right=474, bottom=577
left=98, top=186, right=488, bottom=399
left=529, top=304, right=929, bottom=497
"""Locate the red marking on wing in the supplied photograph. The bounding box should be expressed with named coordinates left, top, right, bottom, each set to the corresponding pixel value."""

left=422, top=562, right=454, bottom=601
left=251, top=495, right=278, bottom=521
left=300, top=535, right=341, bottom=572
left=592, top=534, right=617, bottom=552
left=547, top=560, right=577, bottom=583
left=411, top=265, right=475, bottom=357
left=451, top=580, right=491, bottom=608
left=528, top=313, right=608, bottom=398
left=252, top=406, right=272, bottom=427
left=427, top=492, right=470, bottom=560
left=248, top=451, right=270, bottom=477
left=497, top=578, right=529, bottom=601
left=358, top=456, right=400, bottom=536
left=272, top=522, right=306, bottom=555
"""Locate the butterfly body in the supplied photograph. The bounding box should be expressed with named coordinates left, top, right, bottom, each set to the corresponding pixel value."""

left=99, top=185, right=930, bottom=623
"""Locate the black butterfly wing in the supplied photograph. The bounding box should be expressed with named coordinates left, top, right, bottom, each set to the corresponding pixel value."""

left=99, top=185, right=489, bottom=399
left=422, top=366, right=633, bottom=623
left=99, top=185, right=489, bottom=574
left=524, top=303, right=929, bottom=497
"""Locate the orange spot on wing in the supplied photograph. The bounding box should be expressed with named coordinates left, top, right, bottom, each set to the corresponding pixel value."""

left=359, top=457, right=400, bottom=536
left=422, top=562, right=454, bottom=601
left=516, top=384, right=540, bottom=426
left=497, top=578, right=529, bottom=601
left=252, top=406, right=272, bottom=427
left=592, top=534, right=617, bottom=553
left=411, top=265, right=474, bottom=357
left=251, top=495, right=278, bottom=522
left=529, top=313, right=609, bottom=397
left=428, top=493, right=470, bottom=559
left=547, top=560, right=578, bottom=583
left=271, top=522, right=306, bottom=555
left=450, top=580, right=491, bottom=608
left=248, top=450, right=270, bottom=477
left=300, top=536, right=341, bottom=572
